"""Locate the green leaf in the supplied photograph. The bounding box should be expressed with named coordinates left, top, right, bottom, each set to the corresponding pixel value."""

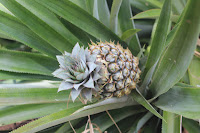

left=149, top=0, right=200, bottom=98
left=146, top=0, right=163, bottom=8
left=15, top=0, right=83, bottom=46
left=131, top=89, right=165, bottom=121
left=110, top=0, right=122, bottom=34
left=0, top=49, right=58, bottom=75
left=97, top=0, right=110, bottom=28
left=144, top=0, right=171, bottom=75
left=118, top=0, right=141, bottom=55
left=0, top=0, right=75, bottom=53
left=85, top=0, right=94, bottom=15
left=171, top=0, right=185, bottom=15
left=132, top=9, right=179, bottom=23
left=0, top=3, right=13, bottom=15
left=11, top=105, right=84, bottom=133
left=59, top=18, right=95, bottom=45
left=155, top=86, right=200, bottom=119
left=69, top=0, right=87, bottom=11
left=130, top=0, right=157, bottom=11
left=121, top=29, right=141, bottom=44
left=11, top=96, right=137, bottom=133
left=188, top=56, right=200, bottom=87
left=0, top=103, right=82, bottom=125
left=182, top=118, right=200, bottom=133
left=162, top=111, right=181, bottom=133
left=55, top=119, right=84, bottom=133
left=0, top=70, right=59, bottom=80
left=35, top=0, right=126, bottom=46
left=135, top=112, right=153, bottom=132
left=0, top=10, right=60, bottom=58
left=0, top=87, right=72, bottom=105
left=76, top=106, right=145, bottom=132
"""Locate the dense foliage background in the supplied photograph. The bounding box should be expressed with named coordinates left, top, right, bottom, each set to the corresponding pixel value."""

left=0, top=0, right=200, bottom=132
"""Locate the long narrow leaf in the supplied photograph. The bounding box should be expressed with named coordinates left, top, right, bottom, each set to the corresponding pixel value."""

left=144, top=0, right=171, bottom=75
left=110, top=0, right=122, bottom=34
left=11, top=105, right=84, bottom=133
left=76, top=106, right=145, bottom=132
left=11, top=97, right=138, bottom=133
left=0, top=49, right=58, bottom=75
left=0, top=103, right=82, bottom=125
left=188, top=55, right=200, bottom=87
left=16, top=0, right=82, bottom=46
left=0, top=0, right=75, bottom=53
left=162, top=111, right=181, bottom=133
left=132, top=9, right=178, bottom=22
left=0, top=10, right=60, bottom=58
left=118, top=0, right=141, bottom=55
left=131, top=89, right=165, bottom=121
left=155, top=86, right=200, bottom=119
left=121, top=29, right=141, bottom=44
left=182, top=118, right=200, bottom=133
left=0, top=87, right=71, bottom=105
left=149, top=0, right=200, bottom=98
left=35, top=0, right=127, bottom=46
left=0, top=70, right=59, bottom=80
left=97, top=0, right=110, bottom=28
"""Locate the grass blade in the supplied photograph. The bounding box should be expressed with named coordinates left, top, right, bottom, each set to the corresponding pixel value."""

left=149, top=0, right=200, bottom=98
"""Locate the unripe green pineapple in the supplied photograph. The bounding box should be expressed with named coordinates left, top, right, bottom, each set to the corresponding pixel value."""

left=53, top=41, right=141, bottom=101
left=89, top=41, right=141, bottom=99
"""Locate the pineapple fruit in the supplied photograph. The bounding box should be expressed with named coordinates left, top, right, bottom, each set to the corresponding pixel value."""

left=53, top=41, right=141, bottom=101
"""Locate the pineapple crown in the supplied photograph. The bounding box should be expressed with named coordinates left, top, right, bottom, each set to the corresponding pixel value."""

left=52, top=43, right=102, bottom=101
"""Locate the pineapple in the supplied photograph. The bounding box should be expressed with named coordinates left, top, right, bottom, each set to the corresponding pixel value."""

left=89, top=41, right=141, bottom=99
left=53, top=41, right=141, bottom=101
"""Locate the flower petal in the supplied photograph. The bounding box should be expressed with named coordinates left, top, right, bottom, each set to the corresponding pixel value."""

left=52, top=68, right=69, bottom=80
left=72, top=42, right=81, bottom=58
left=58, top=81, right=73, bottom=92
left=83, top=75, right=94, bottom=88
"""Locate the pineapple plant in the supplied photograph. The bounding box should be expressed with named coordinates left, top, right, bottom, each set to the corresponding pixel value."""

left=53, top=41, right=141, bottom=101
left=0, top=0, right=200, bottom=133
